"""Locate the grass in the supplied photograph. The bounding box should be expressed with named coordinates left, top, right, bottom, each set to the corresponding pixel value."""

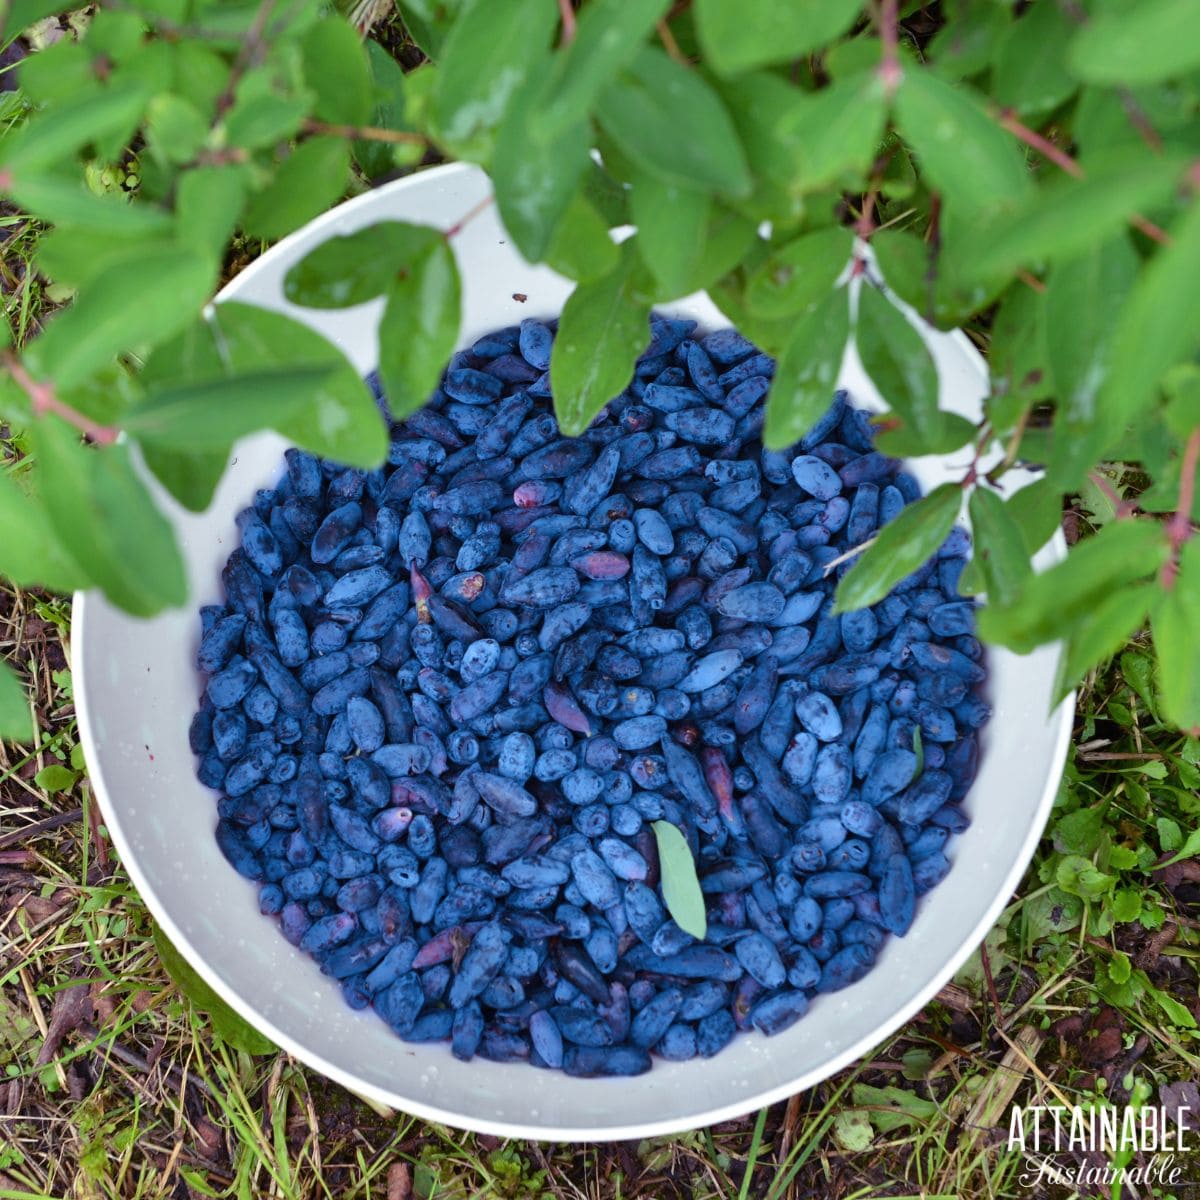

left=2, top=30, right=1200, bottom=1200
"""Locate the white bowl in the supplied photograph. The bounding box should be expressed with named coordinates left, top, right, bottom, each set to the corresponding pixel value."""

left=74, top=162, right=1072, bottom=1140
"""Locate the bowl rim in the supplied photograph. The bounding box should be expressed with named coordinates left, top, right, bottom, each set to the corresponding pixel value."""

left=73, top=160, right=1076, bottom=1140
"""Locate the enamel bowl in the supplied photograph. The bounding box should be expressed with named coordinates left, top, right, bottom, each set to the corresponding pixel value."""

left=74, top=162, right=1073, bottom=1140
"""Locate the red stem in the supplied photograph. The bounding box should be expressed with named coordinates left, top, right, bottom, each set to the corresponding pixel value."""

left=877, top=0, right=902, bottom=96
left=1086, top=471, right=1137, bottom=521
left=3, top=354, right=120, bottom=444
left=1162, top=427, right=1200, bottom=589
left=855, top=186, right=879, bottom=240
left=996, top=109, right=1173, bottom=247
left=442, top=194, right=494, bottom=240
left=996, top=109, right=1083, bottom=178
left=557, top=0, right=576, bottom=45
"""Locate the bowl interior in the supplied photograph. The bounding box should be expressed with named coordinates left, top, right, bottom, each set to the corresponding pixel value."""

left=74, top=162, right=1073, bottom=1140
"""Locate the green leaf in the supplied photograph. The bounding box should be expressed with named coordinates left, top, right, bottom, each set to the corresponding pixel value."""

left=1004, top=476, right=1063, bottom=556
left=285, top=222, right=440, bottom=309
left=580, top=160, right=630, bottom=228
left=377, top=238, right=462, bottom=419
left=715, top=71, right=809, bottom=197
left=763, top=286, right=850, bottom=449
left=209, top=303, right=388, bottom=466
left=1055, top=854, right=1114, bottom=900
left=152, top=925, right=277, bottom=1055
left=598, top=47, right=751, bottom=197
left=928, top=2, right=1009, bottom=81
left=1044, top=235, right=1138, bottom=471
left=492, top=69, right=590, bottom=261
left=990, top=0, right=1076, bottom=117
left=125, top=368, right=333, bottom=450
left=1164, top=365, right=1200, bottom=442
left=1053, top=808, right=1104, bottom=856
left=708, top=266, right=796, bottom=360
left=142, top=302, right=388, bottom=478
left=1107, top=950, right=1132, bottom=986
left=1054, top=585, right=1155, bottom=704
left=1109, top=887, right=1143, bottom=923
left=831, top=1108, right=874, bottom=1152
left=873, top=410, right=976, bottom=459
left=1162, top=824, right=1200, bottom=868
left=175, top=165, right=248, bottom=258
left=895, top=68, right=1031, bottom=216
left=14, top=40, right=94, bottom=108
left=537, top=0, right=671, bottom=139
left=1067, top=0, right=1200, bottom=85
left=25, top=245, right=216, bottom=390
left=8, top=174, right=175, bottom=235
left=1, top=0, right=77, bottom=38
left=0, top=661, right=30, bottom=742
left=546, top=192, right=620, bottom=285
left=695, top=0, right=862, bottom=77
left=1077, top=470, right=1123, bottom=528
left=873, top=226, right=1006, bottom=331
left=678, top=204, right=758, bottom=296
left=432, top=0, right=556, bottom=150
left=1157, top=818, right=1183, bottom=853
left=629, top=171, right=709, bottom=299
left=35, top=417, right=187, bottom=617
left=747, top=228, right=854, bottom=321
left=1023, top=887, right=1082, bottom=937
left=1121, top=648, right=1158, bottom=716
left=969, top=153, right=1185, bottom=280
left=1144, top=974, right=1198, bottom=1029
left=169, top=41, right=231, bottom=116
left=834, top=484, right=962, bottom=613
left=145, top=93, right=210, bottom=165
left=221, top=91, right=311, bottom=152
left=301, top=17, right=372, bottom=125
left=550, top=246, right=651, bottom=436
left=396, top=0, right=465, bottom=57
left=34, top=764, right=77, bottom=792
left=652, top=820, right=707, bottom=940
left=911, top=726, right=924, bottom=778
left=849, top=1084, right=938, bottom=1133
left=0, top=82, right=149, bottom=176
left=963, top=487, right=1032, bottom=605
left=1073, top=80, right=1197, bottom=164
left=987, top=282, right=1050, bottom=415
left=775, top=72, right=887, bottom=192
left=356, top=41, right=411, bottom=180
left=979, top=520, right=1169, bottom=653
left=137, top=315, right=232, bottom=513
left=1101, top=202, right=1200, bottom=428
left=1152, top=541, right=1200, bottom=733
left=0, top=466, right=88, bottom=592
left=243, top=138, right=351, bottom=242
left=854, top=283, right=940, bottom=445
left=139, top=445, right=229, bottom=514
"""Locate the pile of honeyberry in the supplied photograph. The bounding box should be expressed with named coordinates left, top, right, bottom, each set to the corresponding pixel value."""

left=189, top=314, right=988, bottom=1076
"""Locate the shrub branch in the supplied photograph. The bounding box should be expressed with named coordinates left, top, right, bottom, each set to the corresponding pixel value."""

left=1162, top=427, right=1200, bottom=589
left=2, top=353, right=120, bottom=445
left=876, top=0, right=902, bottom=96
left=994, top=109, right=1172, bottom=247
left=302, top=120, right=426, bottom=145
